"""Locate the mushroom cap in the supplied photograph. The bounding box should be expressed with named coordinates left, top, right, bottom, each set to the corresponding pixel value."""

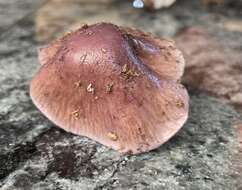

left=31, top=23, right=189, bottom=154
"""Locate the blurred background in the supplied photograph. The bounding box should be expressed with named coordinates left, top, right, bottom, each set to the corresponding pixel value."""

left=1, top=0, right=242, bottom=42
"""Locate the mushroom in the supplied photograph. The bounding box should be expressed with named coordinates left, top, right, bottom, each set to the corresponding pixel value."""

left=30, top=23, right=189, bottom=154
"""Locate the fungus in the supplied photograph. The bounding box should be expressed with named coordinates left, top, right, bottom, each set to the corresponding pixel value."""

left=30, top=23, right=189, bottom=154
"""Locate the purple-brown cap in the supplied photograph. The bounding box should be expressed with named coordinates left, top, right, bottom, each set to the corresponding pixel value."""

left=30, top=23, right=189, bottom=154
